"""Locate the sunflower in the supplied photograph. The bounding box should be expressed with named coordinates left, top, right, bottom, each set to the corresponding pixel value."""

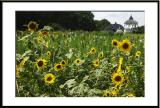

left=19, top=57, right=29, bottom=67
left=127, top=93, right=135, bottom=97
left=36, top=58, right=47, bottom=70
left=90, top=47, right=96, bottom=54
left=61, top=60, right=66, bottom=66
left=46, top=51, right=51, bottom=57
left=98, top=51, right=104, bottom=59
left=74, top=59, right=81, bottom=65
left=112, top=39, right=119, bottom=47
left=37, top=36, right=43, bottom=44
left=16, top=57, right=29, bottom=77
left=135, top=51, right=141, bottom=57
left=92, top=59, right=100, bottom=68
left=42, top=30, right=49, bottom=36
left=54, top=63, right=63, bottom=72
left=28, top=21, right=38, bottom=32
left=103, top=90, right=117, bottom=97
left=114, top=84, right=121, bottom=91
left=103, top=90, right=110, bottom=97
left=119, top=39, right=132, bottom=53
left=110, top=90, right=117, bottom=97
left=44, top=73, right=56, bottom=85
left=111, top=72, right=124, bottom=85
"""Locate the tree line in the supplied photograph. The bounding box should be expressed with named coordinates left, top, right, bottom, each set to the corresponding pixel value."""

left=16, top=11, right=111, bottom=31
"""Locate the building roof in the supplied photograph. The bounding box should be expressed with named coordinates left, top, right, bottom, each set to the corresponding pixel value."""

left=106, top=22, right=124, bottom=32
left=111, top=22, right=124, bottom=31
left=124, top=15, right=138, bottom=25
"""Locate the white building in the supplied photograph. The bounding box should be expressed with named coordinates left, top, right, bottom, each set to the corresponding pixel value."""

left=124, top=15, right=138, bottom=33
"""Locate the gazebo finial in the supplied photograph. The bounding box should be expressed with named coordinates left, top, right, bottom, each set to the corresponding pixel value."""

left=129, top=14, right=133, bottom=20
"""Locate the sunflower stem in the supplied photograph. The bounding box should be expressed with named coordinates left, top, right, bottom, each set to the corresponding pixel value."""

left=94, top=77, right=99, bottom=87
left=16, top=81, right=19, bottom=95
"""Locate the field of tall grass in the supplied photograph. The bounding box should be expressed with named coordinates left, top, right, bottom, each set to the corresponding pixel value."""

left=16, top=22, right=144, bottom=97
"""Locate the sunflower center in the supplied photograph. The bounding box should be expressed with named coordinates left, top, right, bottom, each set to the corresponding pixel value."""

left=47, top=52, right=51, bottom=56
left=62, top=61, right=65, bottom=65
left=113, top=42, right=118, bottom=46
left=47, top=76, right=52, bottom=81
left=56, top=64, right=61, bottom=69
left=122, top=43, right=129, bottom=49
left=115, top=75, right=122, bottom=82
left=95, top=61, right=99, bottom=64
left=77, top=60, right=80, bottom=63
left=92, top=49, right=95, bottom=52
left=29, top=23, right=36, bottom=29
left=42, top=31, right=48, bottom=35
left=38, top=61, right=43, bottom=67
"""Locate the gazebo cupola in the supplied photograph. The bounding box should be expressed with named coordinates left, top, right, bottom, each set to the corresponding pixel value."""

left=124, top=15, right=138, bottom=33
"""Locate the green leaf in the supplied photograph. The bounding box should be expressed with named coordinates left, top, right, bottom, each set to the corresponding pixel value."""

left=65, top=52, right=73, bottom=59
left=60, top=79, right=77, bottom=89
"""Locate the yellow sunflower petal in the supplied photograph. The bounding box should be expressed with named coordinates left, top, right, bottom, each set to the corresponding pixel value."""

left=119, top=39, right=132, bottom=53
left=92, top=59, right=100, bottom=68
left=135, top=51, right=141, bottom=57
left=44, top=73, right=56, bottom=85
left=28, top=21, right=38, bottom=32
left=36, top=58, right=47, bottom=71
left=61, top=60, right=66, bottom=66
left=111, top=72, right=124, bottom=85
left=112, top=39, right=119, bottom=47
left=54, top=63, right=63, bottom=72
left=74, top=58, right=81, bottom=65
left=90, top=47, right=96, bottom=54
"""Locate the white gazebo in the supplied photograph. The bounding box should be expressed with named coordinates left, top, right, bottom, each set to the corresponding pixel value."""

left=124, top=15, right=138, bottom=33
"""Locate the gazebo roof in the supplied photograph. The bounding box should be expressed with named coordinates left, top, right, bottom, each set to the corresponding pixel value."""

left=124, top=15, right=138, bottom=25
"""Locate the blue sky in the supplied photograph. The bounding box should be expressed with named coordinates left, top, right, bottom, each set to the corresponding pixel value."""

left=92, top=12, right=145, bottom=26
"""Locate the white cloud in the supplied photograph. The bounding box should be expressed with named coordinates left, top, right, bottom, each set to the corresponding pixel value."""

left=92, top=12, right=145, bottom=26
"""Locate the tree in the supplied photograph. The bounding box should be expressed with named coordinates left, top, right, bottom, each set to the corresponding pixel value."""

left=94, top=19, right=111, bottom=31
left=16, top=11, right=95, bottom=31
left=132, top=26, right=144, bottom=34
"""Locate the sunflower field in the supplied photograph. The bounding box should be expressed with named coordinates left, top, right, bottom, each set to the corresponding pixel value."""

left=16, top=21, right=144, bottom=97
